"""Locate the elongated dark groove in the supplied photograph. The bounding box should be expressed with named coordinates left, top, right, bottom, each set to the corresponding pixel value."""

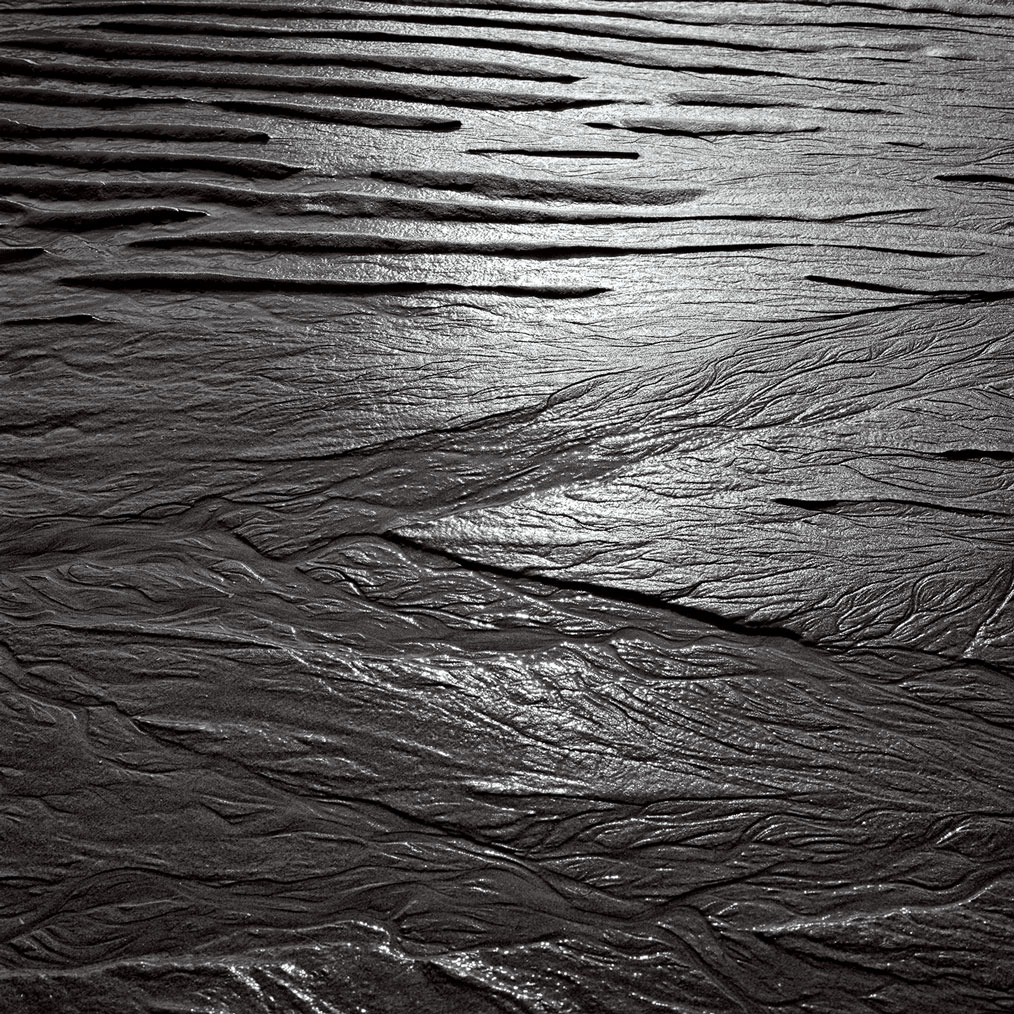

left=807, top=273, right=1014, bottom=302
left=939, top=448, right=1014, bottom=462
left=0, top=148, right=303, bottom=179
left=0, top=116, right=270, bottom=143
left=1, top=312, right=111, bottom=326
left=587, top=120, right=822, bottom=137
left=467, top=148, right=641, bottom=159
left=208, top=99, right=462, bottom=130
left=380, top=532, right=812, bottom=644
left=773, top=496, right=1010, bottom=519
left=60, top=272, right=611, bottom=298
left=17, top=205, right=208, bottom=232
left=0, top=246, right=46, bottom=264
left=936, top=173, right=1014, bottom=186
left=129, top=232, right=783, bottom=258
left=0, top=84, right=189, bottom=108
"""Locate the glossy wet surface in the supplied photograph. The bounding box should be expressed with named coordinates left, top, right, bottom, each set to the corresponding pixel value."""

left=1, top=2, right=1013, bottom=1011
